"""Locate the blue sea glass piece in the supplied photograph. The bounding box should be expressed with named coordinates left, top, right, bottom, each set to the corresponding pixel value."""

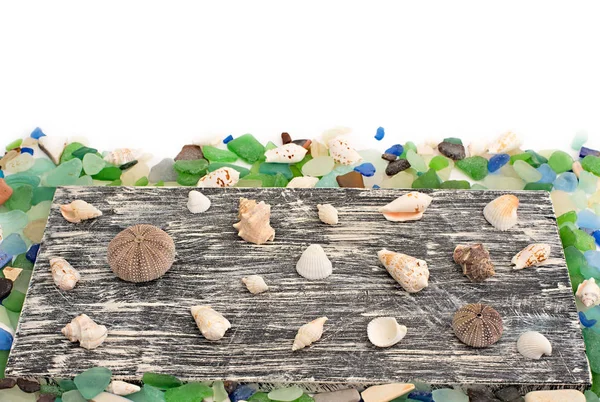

left=578, top=210, right=600, bottom=230
left=30, top=127, right=46, bottom=139
left=26, top=244, right=40, bottom=263
left=0, top=325, right=13, bottom=351
left=354, top=162, right=376, bottom=177
left=374, top=127, right=385, bottom=141
left=580, top=146, right=600, bottom=158
left=487, top=153, right=510, bottom=173
left=223, top=135, right=234, bottom=144
left=385, top=144, right=403, bottom=156
left=20, top=147, right=34, bottom=155
left=580, top=311, right=597, bottom=328
left=553, top=172, right=578, bottom=192
left=536, top=163, right=557, bottom=184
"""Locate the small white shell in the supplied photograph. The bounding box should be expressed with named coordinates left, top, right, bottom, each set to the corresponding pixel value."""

left=190, top=305, right=231, bottom=341
left=50, top=257, right=81, bottom=291
left=576, top=278, right=600, bottom=307
left=38, top=136, right=67, bottom=165
left=377, top=249, right=429, bottom=293
left=62, top=314, right=108, bottom=350
left=2, top=267, right=22, bottom=282
left=483, top=194, right=519, bottom=230
left=197, top=167, right=240, bottom=188
left=287, top=176, right=319, bottom=188
left=379, top=192, right=433, bottom=222
left=106, top=381, right=141, bottom=396
left=517, top=331, right=552, bottom=359
left=242, top=275, right=269, bottom=294
left=292, top=316, right=328, bottom=351
left=367, top=317, right=407, bottom=348
left=60, top=200, right=103, bottom=223
left=487, top=131, right=522, bottom=154
left=296, top=244, right=333, bottom=280
left=328, top=136, right=363, bottom=165
left=265, top=143, right=308, bottom=164
left=187, top=190, right=211, bottom=213
left=104, top=148, right=142, bottom=165
left=317, top=204, right=338, bottom=225
left=511, top=244, right=551, bottom=269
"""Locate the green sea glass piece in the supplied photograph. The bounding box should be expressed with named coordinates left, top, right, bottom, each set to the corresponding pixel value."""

left=26, top=158, right=56, bottom=176
left=61, top=390, right=87, bottom=402
left=12, top=253, right=34, bottom=269
left=235, top=179, right=263, bottom=188
left=243, top=173, right=276, bottom=187
left=456, top=156, right=488, bottom=181
left=74, top=367, right=112, bottom=399
left=176, top=172, right=202, bottom=186
left=429, top=155, right=450, bottom=171
left=44, top=158, right=83, bottom=186
left=142, top=373, right=183, bottom=390
left=582, top=155, right=600, bottom=176
left=248, top=392, right=270, bottom=402
left=59, top=142, right=85, bottom=164
left=128, top=385, right=167, bottom=402
left=202, top=146, right=238, bottom=162
left=5, top=138, right=22, bottom=151
left=164, top=382, right=212, bottom=402
left=524, top=183, right=553, bottom=191
left=557, top=211, right=577, bottom=227
left=560, top=226, right=596, bottom=251
left=440, top=180, right=470, bottom=189
left=212, top=381, right=229, bottom=402
left=268, top=386, right=304, bottom=401
left=92, top=166, right=122, bottom=181
left=82, top=153, right=106, bottom=175
left=513, top=160, right=542, bottom=183
left=302, top=156, right=334, bottom=177
left=442, top=137, right=462, bottom=145
left=273, top=172, right=289, bottom=187
left=4, top=184, right=33, bottom=212
left=208, top=163, right=251, bottom=178
left=525, top=149, right=548, bottom=167
left=548, top=150, right=573, bottom=173
left=226, top=134, right=266, bottom=163
left=293, top=154, right=313, bottom=172
left=107, top=179, right=122, bottom=186
left=0, top=210, right=28, bottom=234
left=135, top=176, right=149, bottom=186
left=71, top=146, right=99, bottom=160
left=2, top=289, right=26, bottom=312
left=5, top=172, right=40, bottom=189
left=406, top=150, right=427, bottom=172
left=259, top=163, right=293, bottom=179
left=31, top=187, right=56, bottom=205
left=411, top=169, right=441, bottom=189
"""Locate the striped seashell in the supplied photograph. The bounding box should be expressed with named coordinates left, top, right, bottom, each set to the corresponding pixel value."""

left=452, top=303, right=503, bottom=348
left=317, top=204, right=338, bottom=225
left=367, top=317, right=407, bottom=348
left=377, top=249, right=429, bottom=293
left=296, top=244, right=333, bottom=280
left=379, top=192, right=433, bottom=222
left=197, top=167, right=240, bottom=188
left=187, top=190, right=211, bottom=213
left=287, top=176, right=319, bottom=188
left=103, top=148, right=142, bottom=165
left=265, top=143, right=308, bottom=164
left=328, top=136, right=363, bottom=165
left=191, top=305, right=231, bottom=341
left=576, top=278, right=600, bottom=307
left=292, top=316, right=328, bottom=351
left=60, top=200, right=103, bottom=223
left=242, top=275, right=269, bottom=294
left=233, top=198, right=275, bottom=245
left=50, top=257, right=81, bottom=291
left=483, top=194, right=519, bottom=230
left=511, top=244, right=551, bottom=269
left=62, top=314, right=108, bottom=350
left=487, top=131, right=522, bottom=154
left=517, top=331, right=552, bottom=360
left=106, top=381, right=141, bottom=396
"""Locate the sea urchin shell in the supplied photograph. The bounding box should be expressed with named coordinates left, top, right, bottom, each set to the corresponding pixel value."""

left=107, top=224, right=176, bottom=283
left=452, top=303, right=503, bottom=348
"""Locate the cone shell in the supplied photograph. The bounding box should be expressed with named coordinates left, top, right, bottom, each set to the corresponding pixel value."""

left=38, top=136, right=67, bottom=165
left=292, top=316, right=328, bottom=351
left=517, top=331, right=552, bottom=360
left=242, top=275, right=269, bottom=294
left=287, top=176, right=319, bottom=188
left=487, top=131, right=522, bottom=154
left=190, top=305, right=231, bottom=341
left=511, top=244, right=551, bottom=269
left=233, top=198, right=275, bottom=245
left=106, top=381, right=141, bottom=396
left=576, top=278, right=600, bottom=307
left=104, top=148, right=142, bottom=165
left=60, top=200, right=103, bottom=223
left=377, top=249, right=429, bottom=293
left=453, top=244, right=495, bottom=282
left=452, top=303, right=503, bottom=348
left=317, top=204, right=338, bottom=225
left=50, top=257, right=81, bottom=291
left=61, top=314, right=108, bottom=350
left=187, top=190, right=211, bottom=213
left=483, top=194, right=519, bottom=230
left=296, top=244, right=333, bottom=280
left=197, top=167, right=240, bottom=188
left=328, top=136, right=363, bottom=165
left=367, top=317, right=407, bottom=348
left=379, top=192, right=433, bottom=222
left=265, top=143, right=308, bottom=164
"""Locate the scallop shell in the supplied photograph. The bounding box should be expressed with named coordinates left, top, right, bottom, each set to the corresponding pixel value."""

left=190, top=305, right=231, bottom=341
left=106, top=381, right=141, bottom=396
left=287, top=176, right=319, bottom=188
left=483, top=194, right=519, bottom=230
left=38, top=136, right=67, bottom=165
left=61, top=314, right=108, bottom=350
left=233, top=198, right=276, bottom=245
left=292, top=316, right=328, bottom=351
left=328, top=136, right=363, bottom=165
left=317, top=204, right=338, bottom=225
left=187, top=190, right=211, bottom=213
left=511, top=244, right=551, bottom=269
left=517, top=331, right=552, bottom=359
left=576, top=278, right=600, bottom=307
left=103, top=148, right=142, bottom=165
left=377, top=249, right=429, bottom=293
left=197, top=167, right=240, bottom=188
left=107, top=224, right=176, bottom=282
left=265, top=143, right=308, bottom=164
left=379, top=192, right=433, bottom=222
left=367, top=317, right=407, bottom=348
left=487, top=131, right=522, bottom=154
left=242, top=275, right=269, bottom=294
left=50, top=257, right=81, bottom=291
left=453, top=244, right=495, bottom=282
left=452, top=303, right=503, bottom=348
left=296, top=244, right=333, bottom=280
left=60, top=200, right=103, bottom=223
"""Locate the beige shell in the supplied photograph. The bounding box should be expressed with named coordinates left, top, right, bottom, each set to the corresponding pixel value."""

left=190, top=305, right=231, bottom=341
left=292, top=316, right=328, bottom=351
left=242, top=275, right=269, bottom=294
left=377, top=249, right=429, bottom=293
left=50, top=257, right=81, bottom=291
left=328, top=136, right=363, bottom=165
left=187, top=190, right=211, bottom=213
left=265, top=143, right=308, bottom=164
left=487, top=131, right=522, bottom=154
left=317, top=204, right=338, bottom=225
left=511, top=244, right=551, bottom=269
left=60, top=200, right=103, bottom=223
left=103, top=148, right=142, bottom=165
left=361, top=384, right=415, bottom=402
left=38, top=136, right=67, bottom=165
left=523, top=390, right=585, bottom=402
left=483, top=194, right=519, bottom=230
left=233, top=198, right=275, bottom=245
left=367, top=317, right=407, bottom=348
left=379, top=192, right=433, bottom=222
left=517, top=331, right=552, bottom=360
left=106, top=381, right=141, bottom=396
left=62, top=314, right=108, bottom=350
left=296, top=244, right=333, bottom=280
left=197, top=167, right=240, bottom=188
left=576, top=278, right=600, bottom=307
left=287, top=176, right=319, bottom=188
left=2, top=267, right=22, bottom=282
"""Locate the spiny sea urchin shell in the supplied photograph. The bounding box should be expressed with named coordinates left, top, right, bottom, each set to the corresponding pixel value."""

left=107, top=224, right=176, bottom=283
left=452, top=303, right=503, bottom=348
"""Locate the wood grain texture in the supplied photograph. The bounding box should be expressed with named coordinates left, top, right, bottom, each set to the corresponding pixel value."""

left=6, top=187, right=591, bottom=390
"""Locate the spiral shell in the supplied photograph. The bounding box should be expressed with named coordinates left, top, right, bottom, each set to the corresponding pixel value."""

left=379, top=192, right=433, bottom=222
left=452, top=303, right=503, bottom=348
left=197, top=167, right=240, bottom=188
left=517, top=331, right=552, bottom=360
left=61, top=314, right=108, bottom=350
left=511, top=244, right=551, bottom=269
left=487, top=131, right=522, bottom=154
left=377, top=249, right=429, bottom=293
left=50, top=257, right=81, bottom=291
left=328, top=137, right=362, bottom=165
left=187, top=190, right=211, bottom=213
left=453, top=244, right=495, bottom=282
left=190, top=305, right=231, bottom=341
left=265, top=143, right=308, bottom=164
left=104, top=148, right=142, bottom=165
left=233, top=198, right=276, bottom=245
left=483, top=194, right=519, bottom=230
left=242, top=275, right=269, bottom=294
left=367, top=317, right=407, bottom=348
left=60, top=200, right=103, bottom=223
left=292, top=316, right=328, bottom=351
left=317, top=204, right=338, bottom=225
left=106, top=381, right=141, bottom=396
left=576, top=278, right=600, bottom=307
left=296, top=244, right=333, bottom=280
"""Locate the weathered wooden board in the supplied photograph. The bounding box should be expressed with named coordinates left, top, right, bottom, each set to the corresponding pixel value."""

left=6, top=187, right=590, bottom=390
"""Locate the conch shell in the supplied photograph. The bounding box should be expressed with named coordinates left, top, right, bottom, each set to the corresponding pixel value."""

left=292, top=316, right=328, bottom=351
left=367, top=317, right=407, bottom=348
left=62, top=314, right=108, bottom=350
left=265, top=143, right=308, bottom=164
left=106, top=381, right=141, bottom=396
left=233, top=198, right=275, bottom=245
left=483, top=194, right=519, bottom=230
left=197, top=167, right=240, bottom=188
left=576, top=278, right=600, bottom=307
left=511, top=244, right=551, bottom=269
left=50, top=257, right=81, bottom=291
left=328, top=137, right=362, bottom=165
left=296, top=244, right=333, bottom=280
left=317, top=204, right=339, bottom=225
left=487, top=131, right=522, bottom=154
left=187, top=190, right=211, bottom=213
left=242, top=275, right=269, bottom=294
left=190, top=305, right=231, bottom=341
left=517, top=331, right=552, bottom=360
left=377, top=249, right=429, bottom=293
left=379, top=192, right=433, bottom=222
left=60, top=200, right=103, bottom=223
left=103, top=148, right=142, bottom=165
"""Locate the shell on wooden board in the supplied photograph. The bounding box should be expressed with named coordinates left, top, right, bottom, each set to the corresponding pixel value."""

left=106, top=380, right=141, bottom=396
left=62, top=314, right=108, bottom=350
left=190, top=305, right=231, bottom=341
left=367, top=317, right=407, bottom=348
left=197, top=167, right=240, bottom=188
left=233, top=198, right=275, bottom=245
left=317, top=204, right=338, bottom=225
left=60, top=200, right=103, bottom=223
left=523, top=390, right=585, bottom=402
left=483, top=194, right=519, bottom=230
left=487, top=131, right=522, bottom=154
left=292, top=316, right=328, bottom=351
left=103, top=148, right=142, bottom=165
left=242, top=275, right=269, bottom=294
left=287, top=176, right=319, bottom=188
left=453, top=243, right=495, bottom=282
left=378, top=192, right=433, bottom=222
left=511, top=244, right=551, bottom=269
left=107, top=224, right=176, bottom=283
left=452, top=303, right=503, bottom=348
left=38, top=136, right=67, bottom=165
left=377, top=249, right=429, bottom=293
left=50, top=257, right=81, bottom=291
left=327, top=136, right=363, bottom=165
left=517, top=331, right=552, bottom=360
left=187, top=190, right=211, bottom=213
left=264, top=143, right=308, bottom=164
left=296, top=244, right=333, bottom=280
left=576, top=278, right=600, bottom=307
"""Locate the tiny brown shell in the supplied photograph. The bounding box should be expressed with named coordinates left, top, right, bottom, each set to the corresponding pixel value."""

left=453, top=244, right=495, bottom=282
left=107, top=224, right=175, bottom=283
left=452, top=303, right=503, bottom=348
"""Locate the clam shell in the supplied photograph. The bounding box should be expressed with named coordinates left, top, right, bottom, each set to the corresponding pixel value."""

left=452, top=303, right=503, bottom=348
left=265, top=143, right=308, bottom=164
left=328, top=136, right=362, bottom=165
left=190, top=305, right=231, bottom=341
left=38, top=136, right=67, bottom=165
left=483, top=194, right=519, bottom=230
left=104, top=148, right=142, bottom=165
left=233, top=198, right=276, bottom=245
left=517, top=331, right=552, bottom=360
left=187, top=190, right=211, bottom=213
left=106, top=381, right=141, bottom=396
left=287, top=176, right=319, bottom=188
left=377, top=249, right=429, bottom=293
left=197, top=167, right=240, bottom=188
left=50, top=257, right=81, bottom=291
left=60, top=200, right=103, bottom=223
left=487, top=131, right=522, bottom=154
left=379, top=192, right=433, bottom=222
left=292, top=316, right=328, bottom=351
left=511, top=244, right=551, bottom=269
left=61, top=314, right=108, bottom=350
left=296, top=244, right=333, bottom=280
left=576, top=278, right=600, bottom=307
left=317, top=204, right=338, bottom=225
left=367, top=317, right=407, bottom=348
left=242, top=275, right=269, bottom=294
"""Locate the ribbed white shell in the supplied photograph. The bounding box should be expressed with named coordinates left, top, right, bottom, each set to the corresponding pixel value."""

left=197, top=167, right=240, bottom=188
left=190, top=305, right=231, bottom=341
left=292, top=317, right=328, bottom=351
left=264, top=143, right=308, bottom=164
left=317, top=204, right=339, bottom=225
left=379, top=192, right=433, bottom=222
left=511, top=244, right=551, bottom=269
left=296, top=244, right=333, bottom=280
left=187, top=190, right=211, bottom=213
left=60, top=200, right=103, bottom=223
left=61, top=314, right=108, bottom=350
left=517, top=331, right=552, bottom=360
left=367, top=317, right=407, bottom=348
left=242, top=275, right=269, bottom=294
left=576, top=278, right=600, bottom=307
left=483, top=194, right=519, bottom=230
left=50, top=257, right=81, bottom=291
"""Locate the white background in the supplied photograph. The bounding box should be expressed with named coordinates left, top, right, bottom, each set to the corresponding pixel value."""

left=1, top=1, right=599, bottom=157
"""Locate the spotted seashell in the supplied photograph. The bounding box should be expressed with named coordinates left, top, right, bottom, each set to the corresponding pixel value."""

left=511, top=244, right=551, bottom=269
left=296, top=244, right=333, bottom=280
left=242, top=275, right=269, bottom=294
left=377, top=249, right=429, bottom=293
left=197, top=167, right=240, bottom=188
left=287, top=176, right=319, bottom=188
left=61, top=314, right=108, bottom=350
left=453, top=244, right=495, bottom=282
left=292, top=316, right=328, bottom=351
left=265, top=143, right=308, bottom=164
left=487, top=131, right=522, bottom=154
left=233, top=198, right=275, bottom=245
left=103, top=148, right=142, bottom=165
left=50, top=257, right=81, bottom=291
left=60, top=200, right=103, bottom=223
left=517, top=331, right=552, bottom=360
left=379, top=192, right=433, bottom=222
left=452, top=303, right=503, bottom=348
left=576, top=278, right=600, bottom=307
left=190, top=305, right=231, bottom=341
left=367, top=317, right=407, bottom=348
left=317, top=204, right=338, bottom=225
left=328, top=136, right=362, bottom=165
left=107, top=224, right=176, bottom=283
left=483, top=194, right=519, bottom=230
